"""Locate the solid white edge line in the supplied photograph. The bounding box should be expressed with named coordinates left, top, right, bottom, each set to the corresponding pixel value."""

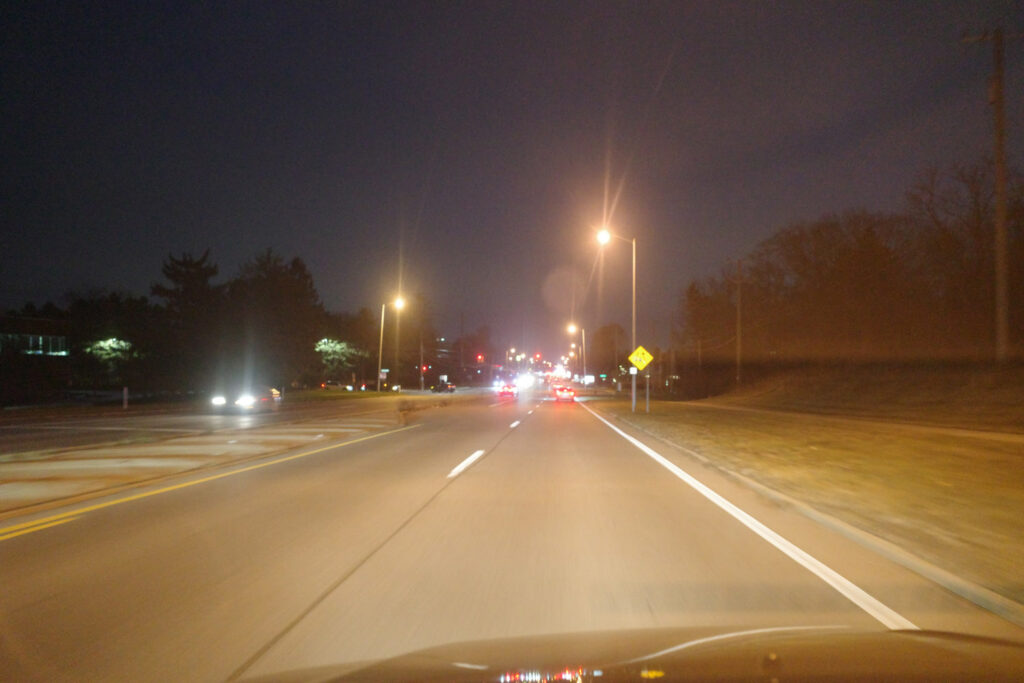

left=448, top=449, right=486, bottom=479
left=580, top=403, right=918, bottom=631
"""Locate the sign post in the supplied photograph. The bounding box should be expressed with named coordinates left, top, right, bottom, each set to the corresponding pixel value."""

left=645, top=373, right=650, bottom=413
left=628, top=345, right=653, bottom=413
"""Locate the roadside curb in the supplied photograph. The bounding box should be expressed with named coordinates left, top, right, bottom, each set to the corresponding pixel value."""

left=593, top=405, right=1024, bottom=629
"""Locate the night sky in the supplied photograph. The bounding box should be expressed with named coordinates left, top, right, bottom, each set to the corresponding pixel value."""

left=3, top=1, right=1022, bottom=356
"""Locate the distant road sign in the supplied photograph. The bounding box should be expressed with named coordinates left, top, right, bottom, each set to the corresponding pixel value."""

left=628, top=345, right=653, bottom=370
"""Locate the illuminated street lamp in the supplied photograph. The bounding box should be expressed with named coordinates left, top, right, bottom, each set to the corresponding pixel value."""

left=597, top=227, right=637, bottom=412
left=377, top=296, right=404, bottom=392
left=567, top=322, right=586, bottom=389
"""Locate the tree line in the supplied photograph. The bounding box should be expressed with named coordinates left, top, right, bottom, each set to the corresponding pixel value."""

left=679, top=160, right=1024, bottom=364
left=2, top=248, right=483, bottom=401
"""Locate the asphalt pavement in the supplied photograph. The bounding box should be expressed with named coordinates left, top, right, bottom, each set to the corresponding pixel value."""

left=1, top=391, right=1021, bottom=681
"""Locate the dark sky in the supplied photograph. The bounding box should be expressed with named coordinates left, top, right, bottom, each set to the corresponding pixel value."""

left=3, top=1, right=1022, bottom=356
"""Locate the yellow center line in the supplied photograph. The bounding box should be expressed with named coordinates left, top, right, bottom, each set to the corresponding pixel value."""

left=0, top=516, right=80, bottom=541
left=0, top=424, right=421, bottom=540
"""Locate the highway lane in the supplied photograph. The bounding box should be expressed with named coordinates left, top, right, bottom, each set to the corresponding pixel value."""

left=0, top=395, right=523, bottom=680
left=1, top=392, right=1021, bottom=681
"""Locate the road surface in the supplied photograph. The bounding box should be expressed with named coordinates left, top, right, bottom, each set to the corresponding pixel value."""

left=1, top=392, right=1021, bottom=681
left=0, top=399, right=395, bottom=455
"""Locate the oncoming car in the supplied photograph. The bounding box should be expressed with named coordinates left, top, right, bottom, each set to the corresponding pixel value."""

left=552, top=385, right=575, bottom=402
left=210, top=385, right=282, bottom=412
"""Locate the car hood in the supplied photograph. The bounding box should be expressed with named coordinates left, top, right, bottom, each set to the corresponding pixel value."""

left=245, top=625, right=1024, bottom=682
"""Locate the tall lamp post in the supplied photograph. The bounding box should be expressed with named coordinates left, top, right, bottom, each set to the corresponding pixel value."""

left=567, top=323, right=586, bottom=390
left=376, top=296, right=405, bottom=392
left=597, top=228, right=636, bottom=412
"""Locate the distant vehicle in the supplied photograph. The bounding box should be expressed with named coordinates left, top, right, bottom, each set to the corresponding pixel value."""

left=210, top=385, right=282, bottom=412
left=432, top=381, right=456, bottom=393
left=321, top=380, right=354, bottom=391
left=498, top=384, right=518, bottom=398
left=552, top=385, right=575, bottom=402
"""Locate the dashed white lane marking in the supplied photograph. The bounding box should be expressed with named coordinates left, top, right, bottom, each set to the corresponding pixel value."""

left=510, top=420, right=521, bottom=428
left=448, top=450, right=486, bottom=479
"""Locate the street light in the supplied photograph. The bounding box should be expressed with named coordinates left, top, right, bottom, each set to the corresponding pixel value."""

left=567, top=322, right=587, bottom=389
left=377, top=296, right=404, bottom=392
left=597, top=227, right=637, bottom=412
left=393, top=297, right=405, bottom=389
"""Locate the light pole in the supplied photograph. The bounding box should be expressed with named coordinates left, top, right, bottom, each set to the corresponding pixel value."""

left=567, top=323, right=587, bottom=390
left=597, top=228, right=637, bottom=412
left=376, top=296, right=404, bottom=392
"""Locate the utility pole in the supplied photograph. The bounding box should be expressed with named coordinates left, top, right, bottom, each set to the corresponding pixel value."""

left=581, top=327, right=587, bottom=393
left=459, top=311, right=465, bottom=381
left=963, top=28, right=1012, bottom=361
left=376, top=303, right=386, bottom=392
left=730, top=259, right=744, bottom=385
left=394, top=312, right=401, bottom=389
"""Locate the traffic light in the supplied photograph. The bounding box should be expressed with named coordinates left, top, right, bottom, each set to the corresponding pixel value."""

left=421, top=365, right=427, bottom=373
left=476, top=353, right=484, bottom=362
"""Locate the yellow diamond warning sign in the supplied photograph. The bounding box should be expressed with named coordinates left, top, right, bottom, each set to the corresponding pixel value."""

left=628, top=345, right=653, bottom=371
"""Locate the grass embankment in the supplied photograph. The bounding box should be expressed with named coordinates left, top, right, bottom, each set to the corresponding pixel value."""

left=718, top=363, right=1024, bottom=432
left=598, top=364, right=1024, bottom=606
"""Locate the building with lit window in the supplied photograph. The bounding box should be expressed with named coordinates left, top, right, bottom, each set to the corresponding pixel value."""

left=0, top=316, right=70, bottom=404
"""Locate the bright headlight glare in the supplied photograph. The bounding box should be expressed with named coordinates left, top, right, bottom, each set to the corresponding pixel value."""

left=235, top=394, right=256, bottom=408
left=515, top=374, right=535, bottom=389
left=211, top=395, right=227, bottom=406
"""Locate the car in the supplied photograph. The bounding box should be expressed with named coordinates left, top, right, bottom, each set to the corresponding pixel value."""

left=210, top=385, right=282, bottom=412
left=552, top=385, right=575, bottom=402
left=431, top=381, right=456, bottom=393
left=498, top=384, right=518, bottom=398
left=320, top=379, right=345, bottom=390
left=257, top=627, right=1024, bottom=681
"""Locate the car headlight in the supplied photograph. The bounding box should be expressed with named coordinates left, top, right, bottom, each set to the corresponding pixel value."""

left=211, top=395, right=227, bottom=406
left=235, top=394, right=256, bottom=408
